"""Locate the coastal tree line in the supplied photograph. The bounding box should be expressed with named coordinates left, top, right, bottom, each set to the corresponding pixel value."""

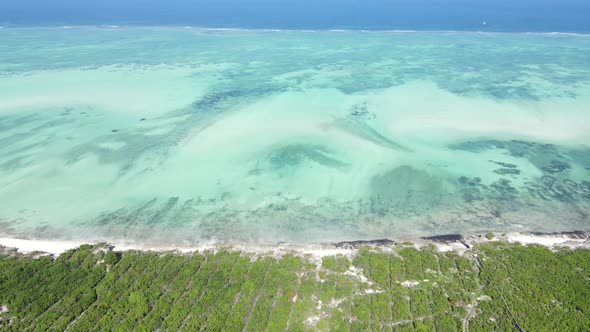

left=0, top=242, right=589, bottom=331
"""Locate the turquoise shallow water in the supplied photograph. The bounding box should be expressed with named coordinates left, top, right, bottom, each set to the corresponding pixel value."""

left=1, top=27, right=590, bottom=243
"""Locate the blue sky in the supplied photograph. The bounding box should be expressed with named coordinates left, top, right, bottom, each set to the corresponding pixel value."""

left=1, top=0, right=589, bottom=32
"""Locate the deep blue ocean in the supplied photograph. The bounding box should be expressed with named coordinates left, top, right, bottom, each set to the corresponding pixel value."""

left=1, top=0, right=589, bottom=32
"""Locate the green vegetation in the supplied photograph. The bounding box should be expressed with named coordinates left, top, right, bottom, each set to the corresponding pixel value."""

left=485, top=233, right=495, bottom=240
left=0, top=242, right=589, bottom=331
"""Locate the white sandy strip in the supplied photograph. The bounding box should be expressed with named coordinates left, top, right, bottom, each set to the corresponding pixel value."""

left=432, top=242, right=468, bottom=253
left=507, top=233, right=587, bottom=246
left=0, top=238, right=356, bottom=258
left=298, top=248, right=355, bottom=258
left=0, top=238, right=350, bottom=256
left=0, top=238, right=211, bottom=255
left=1, top=233, right=588, bottom=256
left=0, top=238, right=87, bottom=255
left=112, top=243, right=208, bottom=254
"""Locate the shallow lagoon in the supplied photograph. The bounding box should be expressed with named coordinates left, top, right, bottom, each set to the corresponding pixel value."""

left=1, top=27, right=590, bottom=243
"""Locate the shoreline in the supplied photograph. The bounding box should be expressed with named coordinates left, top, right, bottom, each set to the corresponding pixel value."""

left=1, top=231, right=588, bottom=256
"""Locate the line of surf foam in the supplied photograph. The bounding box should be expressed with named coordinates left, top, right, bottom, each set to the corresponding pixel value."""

left=0, top=25, right=589, bottom=36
